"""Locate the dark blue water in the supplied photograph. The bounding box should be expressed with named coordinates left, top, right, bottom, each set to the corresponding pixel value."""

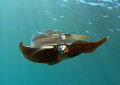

left=0, top=0, right=120, bottom=85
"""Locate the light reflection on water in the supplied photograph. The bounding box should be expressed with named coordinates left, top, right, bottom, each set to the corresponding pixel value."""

left=61, top=0, right=120, bottom=8
left=61, top=0, right=120, bottom=33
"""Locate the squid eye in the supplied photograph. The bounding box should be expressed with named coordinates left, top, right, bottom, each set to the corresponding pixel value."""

left=57, top=45, right=66, bottom=54
left=53, top=29, right=58, bottom=34
left=59, top=33, right=66, bottom=40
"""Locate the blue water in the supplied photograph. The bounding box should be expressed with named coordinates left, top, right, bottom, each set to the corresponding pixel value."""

left=0, top=0, right=120, bottom=85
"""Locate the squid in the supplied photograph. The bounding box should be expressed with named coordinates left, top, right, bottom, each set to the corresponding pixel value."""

left=19, top=30, right=109, bottom=65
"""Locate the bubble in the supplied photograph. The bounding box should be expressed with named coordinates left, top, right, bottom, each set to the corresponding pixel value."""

left=86, top=31, right=89, bottom=33
left=109, top=29, right=114, bottom=32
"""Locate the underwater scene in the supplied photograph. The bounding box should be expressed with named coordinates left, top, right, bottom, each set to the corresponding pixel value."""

left=0, top=0, right=120, bottom=85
